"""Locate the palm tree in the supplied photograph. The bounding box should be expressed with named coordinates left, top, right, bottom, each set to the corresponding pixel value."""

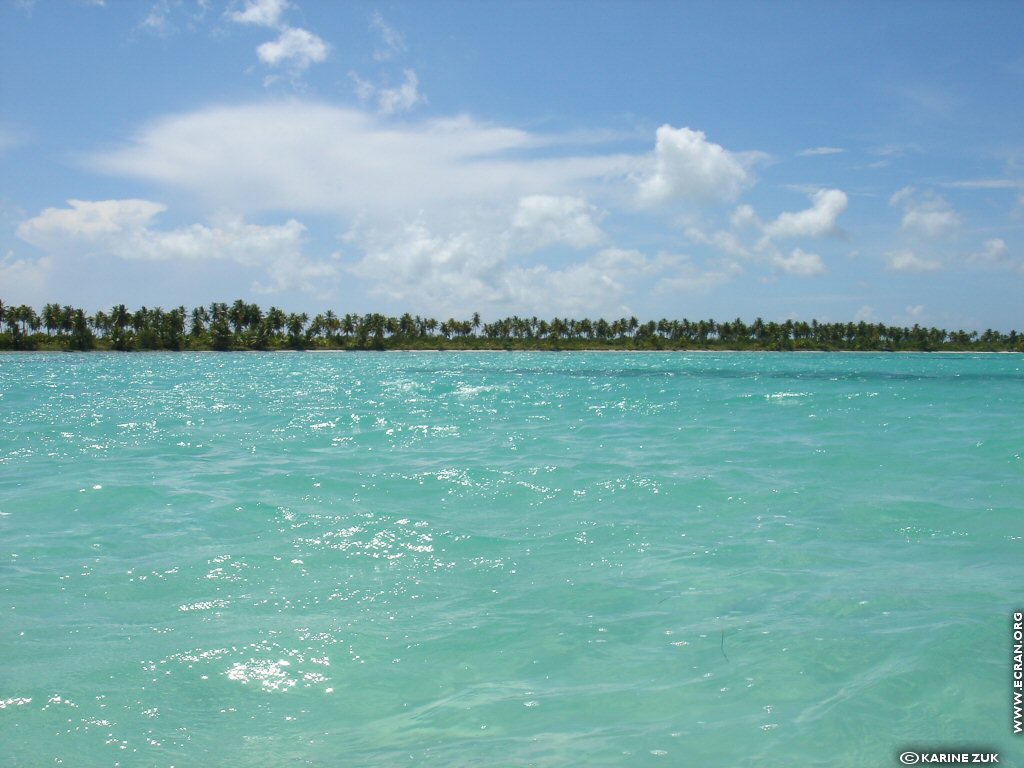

left=324, top=310, right=340, bottom=343
left=264, top=307, right=287, bottom=339
left=190, top=306, right=209, bottom=337
left=91, top=310, right=110, bottom=339
left=42, top=303, right=61, bottom=336
left=60, top=305, right=75, bottom=336
left=286, top=312, right=308, bottom=349
left=20, top=305, right=41, bottom=335
left=209, top=314, right=233, bottom=350
left=69, top=309, right=94, bottom=351
left=341, top=313, right=356, bottom=339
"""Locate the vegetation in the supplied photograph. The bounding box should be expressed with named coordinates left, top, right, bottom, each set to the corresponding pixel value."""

left=1, top=298, right=1021, bottom=352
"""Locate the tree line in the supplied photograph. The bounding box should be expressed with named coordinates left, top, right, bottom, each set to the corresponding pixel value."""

left=1, top=298, right=1021, bottom=352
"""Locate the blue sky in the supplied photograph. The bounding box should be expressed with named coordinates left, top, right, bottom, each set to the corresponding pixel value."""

left=2, top=0, right=1023, bottom=330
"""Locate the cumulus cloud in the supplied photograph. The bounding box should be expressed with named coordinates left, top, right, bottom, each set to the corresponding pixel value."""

left=510, top=195, right=605, bottom=251
left=772, top=247, right=825, bottom=276
left=345, top=217, right=671, bottom=318
left=500, top=248, right=655, bottom=318
left=885, top=249, right=942, bottom=273
left=257, top=27, right=329, bottom=71
left=763, top=188, right=848, bottom=240
left=890, top=187, right=960, bottom=238
left=17, top=199, right=336, bottom=296
left=17, top=199, right=167, bottom=243
left=687, top=190, right=843, bottom=275
left=638, top=125, right=757, bottom=205
left=225, top=0, right=328, bottom=82
left=348, top=221, right=502, bottom=308
left=228, top=0, right=288, bottom=27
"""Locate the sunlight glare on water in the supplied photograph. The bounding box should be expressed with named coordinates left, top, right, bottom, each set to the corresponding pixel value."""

left=1, top=352, right=1021, bottom=767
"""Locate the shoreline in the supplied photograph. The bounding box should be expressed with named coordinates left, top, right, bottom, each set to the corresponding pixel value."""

left=2, top=347, right=1019, bottom=355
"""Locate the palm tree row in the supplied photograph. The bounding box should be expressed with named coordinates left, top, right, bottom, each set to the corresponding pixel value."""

left=1, top=298, right=1021, bottom=352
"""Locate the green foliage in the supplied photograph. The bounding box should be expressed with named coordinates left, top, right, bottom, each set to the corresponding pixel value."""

left=1, top=298, right=1021, bottom=353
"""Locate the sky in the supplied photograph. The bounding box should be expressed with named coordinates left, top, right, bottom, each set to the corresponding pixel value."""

left=2, top=0, right=1023, bottom=330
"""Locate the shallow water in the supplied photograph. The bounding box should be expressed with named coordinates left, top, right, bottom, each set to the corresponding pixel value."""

left=1, top=352, right=1021, bottom=767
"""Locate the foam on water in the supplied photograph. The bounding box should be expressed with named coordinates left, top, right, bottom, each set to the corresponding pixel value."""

left=1, top=352, right=1021, bottom=767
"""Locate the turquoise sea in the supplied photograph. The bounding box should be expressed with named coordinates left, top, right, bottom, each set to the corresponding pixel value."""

left=1, top=352, right=1021, bottom=767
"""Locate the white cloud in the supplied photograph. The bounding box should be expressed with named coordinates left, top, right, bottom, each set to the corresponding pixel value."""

left=138, top=0, right=210, bottom=36
left=638, top=125, right=757, bottom=205
left=350, top=72, right=375, bottom=103
left=902, top=207, right=960, bottom=238
left=763, top=188, right=848, bottom=240
left=87, top=101, right=638, bottom=218
left=17, top=199, right=167, bottom=244
left=500, top=248, right=655, bottom=318
left=510, top=195, right=605, bottom=251
left=229, top=0, right=288, bottom=28
left=903, top=304, right=927, bottom=321
left=17, top=199, right=336, bottom=296
left=854, top=305, right=877, bottom=323
left=226, top=1, right=328, bottom=82
left=0, top=250, right=53, bottom=305
left=944, top=179, right=1023, bottom=190
left=353, top=70, right=427, bottom=115
left=371, top=11, right=405, bottom=61
left=890, top=187, right=960, bottom=238
left=689, top=190, right=844, bottom=274
left=348, top=221, right=501, bottom=307
left=684, top=226, right=750, bottom=259
left=655, top=256, right=743, bottom=294
left=377, top=69, right=427, bottom=115
left=967, top=238, right=1010, bottom=265
left=772, top=247, right=825, bottom=276
left=690, top=192, right=841, bottom=275
left=797, top=147, right=845, bottom=157
left=345, top=218, right=667, bottom=318
left=885, top=249, right=942, bottom=273
left=140, top=1, right=171, bottom=35
left=870, top=144, right=921, bottom=159
left=257, top=27, right=329, bottom=71
left=888, top=186, right=914, bottom=207
left=730, top=204, right=760, bottom=230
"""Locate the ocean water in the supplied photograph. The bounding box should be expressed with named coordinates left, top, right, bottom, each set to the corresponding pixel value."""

left=1, top=351, right=1021, bottom=767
